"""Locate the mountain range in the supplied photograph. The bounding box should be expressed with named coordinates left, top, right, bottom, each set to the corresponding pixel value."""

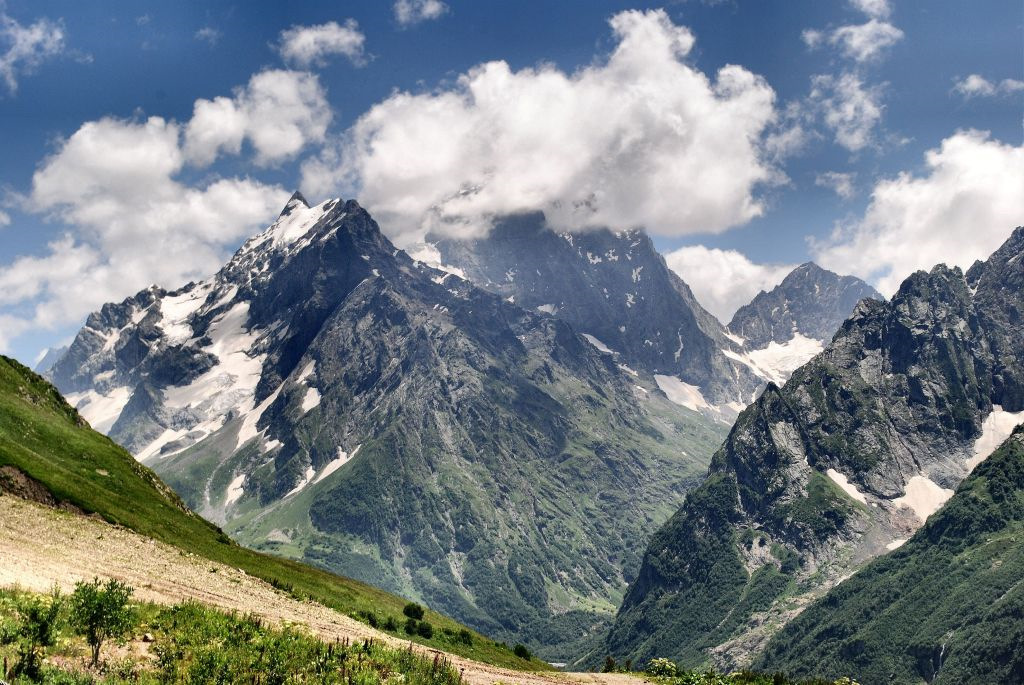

left=601, top=226, right=1024, bottom=674
left=39, top=190, right=1016, bottom=682
left=45, top=194, right=734, bottom=659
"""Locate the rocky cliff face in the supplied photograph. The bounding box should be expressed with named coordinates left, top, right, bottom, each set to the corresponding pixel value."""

left=431, top=213, right=764, bottom=416
left=729, top=262, right=882, bottom=349
left=600, top=227, right=1024, bottom=670
left=48, top=193, right=728, bottom=659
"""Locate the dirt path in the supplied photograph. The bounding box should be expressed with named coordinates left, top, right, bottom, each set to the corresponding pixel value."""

left=0, top=496, right=642, bottom=685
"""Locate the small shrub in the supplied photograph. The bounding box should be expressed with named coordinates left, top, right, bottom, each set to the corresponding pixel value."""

left=404, top=617, right=419, bottom=635
left=403, top=602, right=425, bottom=620
left=416, top=620, right=433, bottom=639
left=383, top=616, right=399, bottom=632
left=512, top=643, right=531, bottom=661
left=456, top=628, right=473, bottom=646
left=69, top=578, right=136, bottom=667
left=645, top=657, right=678, bottom=677
left=603, top=655, right=617, bottom=673
left=13, top=589, right=64, bottom=680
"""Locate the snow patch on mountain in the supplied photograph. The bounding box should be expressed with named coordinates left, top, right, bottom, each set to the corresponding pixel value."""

left=159, top=284, right=212, bottom=344
left=302, top=387, right=321, bottom=412
left=582, top=334, right=614, bottom=354
left=225, top=474, right=246, bottom=505
left=314, top=445, right=361, bottom=485
left=893, top=475, right=954, bottom=523
left=825, top=468, right=868, bottom=505
left=722, top=332, right=824, bottom=386
left=968, top=405, right=1024, bottom=469
left=406, top=242, right=467, bottom=280
left=654, top=375, right=711, bottom=413
left=285, top=466, right=316, bottom=498
left=65, top=387, right=131, bottom=433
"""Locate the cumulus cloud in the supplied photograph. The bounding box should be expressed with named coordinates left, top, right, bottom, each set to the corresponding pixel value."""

left=302, top=9, right=780, bottom=244
left=828, top=19, right=902, bottom=63
left=0, top=8, right=65, bottom=93
left=277, top=20, right=365, bottom=67
left=849, top=0, right=891, bottom=19
left=0, top=210, right=9, bottom=226
left=813, top=130, right=1024, bottom=295
left=0, top=114, right=288, bottom=352
left=815, top=171, right=856, bottom=199
left=809, top=72, right=884, bottom=152
left=394, top=0, right=448, bottom=27
left=183, top=69, right=331, bottom=167
left=664, top=246, right=795, bottom=322
left=952, top=74, right=1024, bottom=99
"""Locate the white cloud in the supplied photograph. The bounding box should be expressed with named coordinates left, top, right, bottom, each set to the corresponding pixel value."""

left=394, top=0, right=448, bottom=27
left=183, top=69, right=331, bottom=167
left=664, top=246, right=795, bottom=322
left=953, top=74, right=1024, bottom=99
left=0, top=9, right=65, bottom=93
left=801, top=29, right=824, bottom=49
left=276, top=20, right=365, bottom=67
left=813, top=130, right=1024, bottom=295
left=809, top=72, right=884, bottom=152
left=828, top=19, right=902, bottom=63
left=0, top=114, right=288, bottom=351
left=302, top=9, right=779, bottom=245
left=0, top=210, right=9, bottom=226
left=849, top=0, right=891, bottom=20
left=815, top=171, right=856, bottom=199
left=194, top=26, right=221, bottom=46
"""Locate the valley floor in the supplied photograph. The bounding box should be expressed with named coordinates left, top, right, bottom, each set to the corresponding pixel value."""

left=0, top=495, right=642, bottom=685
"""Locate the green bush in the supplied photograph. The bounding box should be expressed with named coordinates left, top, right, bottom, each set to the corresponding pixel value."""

left=69, top=578, right=135, bottom=667
left=646, top=657, right=678, bottom=677
left=402, top=602, right=425, bottom=620
left=512, top=643, right=531, bottom=661
left=404, top=617, right=419, bottom=635
left=13, top=589, right=64, bottom=680
left=383, top=615, right=399, bottom=632
left=416, top=621, right=433, bottom=639
left=456, top=628, right=473, bottom=646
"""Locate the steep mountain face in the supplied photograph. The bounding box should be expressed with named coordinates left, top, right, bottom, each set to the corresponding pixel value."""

left=756, top=426, right=1024, bottom=685
left=33, top=346, right=68, bottom=374
left=0, top=354, right=534, bottom=669
left=600, top=227, right=1024, bottom=670
left=48, top=194, right=728, bottom=659
left=725, top=263, right=883, bottom=384
left=729, top=262, right=882, bottom=349
left=430, top=213, right=764, bottom=418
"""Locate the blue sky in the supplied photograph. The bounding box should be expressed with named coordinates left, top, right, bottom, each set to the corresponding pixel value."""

left=0, top=0, right=1021, bottom=365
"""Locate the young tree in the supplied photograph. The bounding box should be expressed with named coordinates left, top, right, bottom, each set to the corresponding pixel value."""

left=69, top=578, right=136, bottom=666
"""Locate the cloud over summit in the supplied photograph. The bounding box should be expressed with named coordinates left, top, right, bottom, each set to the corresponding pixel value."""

left=303, top=9, right=781, bottom=244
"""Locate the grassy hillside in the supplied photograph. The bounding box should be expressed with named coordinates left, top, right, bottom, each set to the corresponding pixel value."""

left=0, top=587, right=464, bottom=685
left=755, top=426, right=1024, bottom=684
left=0, top=355, right=549, bottom=672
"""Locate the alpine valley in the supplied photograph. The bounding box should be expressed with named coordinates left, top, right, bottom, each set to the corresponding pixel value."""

left=35, top=191, right=1024, bottom=680
left=41, top=193, right=871, bottom=659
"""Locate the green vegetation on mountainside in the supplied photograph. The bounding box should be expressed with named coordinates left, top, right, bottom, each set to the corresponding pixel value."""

left=755, top=427, right=1024, bottom=684
left=0, top=586, right=464, bottom=685
left=0, top=355, right=548, bottom=671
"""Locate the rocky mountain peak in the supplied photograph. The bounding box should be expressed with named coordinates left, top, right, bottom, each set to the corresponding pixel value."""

left=279, top=190, right=310, bottom=217
left=603, top=225, right=1024, bottom=671
left=431, top=212, right=763, bottom=414
left=729, top=261, right=883, bottom=349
